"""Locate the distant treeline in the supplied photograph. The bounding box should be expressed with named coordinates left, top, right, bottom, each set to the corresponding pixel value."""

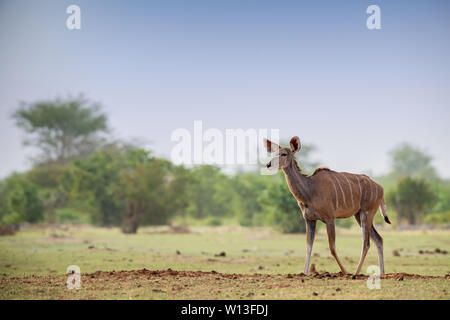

left=0, top=97, right=449, bottom=233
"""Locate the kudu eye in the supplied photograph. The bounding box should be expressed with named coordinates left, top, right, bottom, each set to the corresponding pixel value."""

left=281, top=153, right=288, bottom=157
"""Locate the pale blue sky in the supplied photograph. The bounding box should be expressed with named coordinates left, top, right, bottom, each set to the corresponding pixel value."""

left=1, top=0, right=449, bottom=178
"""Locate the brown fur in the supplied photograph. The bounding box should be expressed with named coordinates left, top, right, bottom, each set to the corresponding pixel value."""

left=264, top=136, right=390, bottom=275
left=311, top=166, right=330, bottom=175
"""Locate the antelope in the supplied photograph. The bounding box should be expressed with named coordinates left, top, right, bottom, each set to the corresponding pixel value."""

left=264, top=136, right=391, bottom=275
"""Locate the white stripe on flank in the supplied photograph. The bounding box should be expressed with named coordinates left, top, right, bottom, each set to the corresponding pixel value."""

left=343, top=174, right=355, bottom=208
left=331, top=179, right=339, bottom=210
left=332, top=174, right=347, bottom=206
left=374, top=183, right=378, bottom=201
left=357, top=176, right=362, bottom=200
left=368, top=180, right=373, bottom=202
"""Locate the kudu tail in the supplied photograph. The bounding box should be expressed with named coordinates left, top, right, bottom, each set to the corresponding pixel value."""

left=379, top=198, right=391, bottom=224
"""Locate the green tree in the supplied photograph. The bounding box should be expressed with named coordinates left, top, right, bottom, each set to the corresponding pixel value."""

left=119, top=159, right=167, bottom=233
left=118, top=156, right=193, bottom=233
left=387, top=177, right=437, bottom=225
left=187, top=165, right=234, bottom=218
left=71, top=145, right=131, bottom=226
left=258, top=172, right=305, bottom=233
left=26, top=164, right=74, bottom=223
left=13, top=96, right=109, bottom=164
left=388, top=143, right=438, bottom=181
left=0, top=174, right=44, bottom=225
left=232, top=173, right=269, bottom=226
left=432, top=182, right=450, bottom=214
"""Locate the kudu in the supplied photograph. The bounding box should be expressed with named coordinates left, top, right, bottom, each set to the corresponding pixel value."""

left=264, top=136, right=391, bottom=275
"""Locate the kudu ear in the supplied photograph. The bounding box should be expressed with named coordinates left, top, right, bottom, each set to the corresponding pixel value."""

left=290, top=136, right=301, bottom=153
left=264, top=138, right=280, bottom=153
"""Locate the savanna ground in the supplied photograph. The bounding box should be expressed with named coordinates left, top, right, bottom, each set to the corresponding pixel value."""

left=0, top=223, right=449, bottom=300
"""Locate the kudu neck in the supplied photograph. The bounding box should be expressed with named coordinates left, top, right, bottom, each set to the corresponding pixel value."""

left=282, top=159, right=313, bottom=203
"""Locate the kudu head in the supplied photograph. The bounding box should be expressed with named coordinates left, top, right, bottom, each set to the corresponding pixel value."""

left=264, top=136, right=301, bottom=170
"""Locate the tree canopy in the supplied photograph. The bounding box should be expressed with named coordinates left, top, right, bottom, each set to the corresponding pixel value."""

left=389, top=143, right=438, bottom=181
left=13, top=97, right=109, bottom=164
left=387, top=177, right=437, bottom=225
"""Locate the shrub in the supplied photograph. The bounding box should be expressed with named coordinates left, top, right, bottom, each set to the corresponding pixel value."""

left=206, top=217, right=223, bottom=226
left=0, top=174, right=44, bottom=224
left=54, top=208, right=90, bottom=223
left=423, top=211, right=450, bottom=225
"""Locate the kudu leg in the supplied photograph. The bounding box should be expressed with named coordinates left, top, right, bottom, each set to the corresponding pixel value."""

left=354, top=213, right=384, bottom=274
left=370, top=226, right=384, bottom=274
left=326, top=222, right=347, bottom=274
left=355, top=212, right=371, bottom=275
left=304, top=219, right=316, bottom=274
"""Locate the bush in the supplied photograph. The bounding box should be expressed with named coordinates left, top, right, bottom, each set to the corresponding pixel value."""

left=54, top=208, right=90, bottom=223
left=423, top=211, right=450, bottom=225
left=206, top=217, right=223, bottom=226
left=387, top=177, right=437, bottom=225
left=0, top=174, right=44, bottom=224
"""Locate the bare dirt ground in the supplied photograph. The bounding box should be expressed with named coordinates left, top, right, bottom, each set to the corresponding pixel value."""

left=2, top=269, right=449, bottom=300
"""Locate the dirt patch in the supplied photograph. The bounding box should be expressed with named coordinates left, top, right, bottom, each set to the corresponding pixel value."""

left=0, top=225, right=16, bottom=236
left=2, top=268, right=449, bottom=300
left=84, top=269, right=447, bottom=280
left=142, top=226, right=191, bottom=234
left=40, top=236, right=84, bottom=244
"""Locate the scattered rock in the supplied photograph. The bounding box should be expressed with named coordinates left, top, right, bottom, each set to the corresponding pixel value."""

left=418, top=248, right=448, bottom=255
left=336, top=288, right=341, bottom=292
left=313, top=253, right=320, bottom=257
left=351, top=275, right=357, bottom=280
left=312, top=292, right=318, bottom=296
left=397, top=277, right=404, bottom=281
left=247, top=292, right=255, bottom=297
left=215, top=251, right=226, bottom=257
left=258, top=266, right=264, bottom=270
left=88, top=245, right=95, bottom=249
left=392, top=250, right=400, bottom=257
left=176, top=250, right=181, bottom=255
